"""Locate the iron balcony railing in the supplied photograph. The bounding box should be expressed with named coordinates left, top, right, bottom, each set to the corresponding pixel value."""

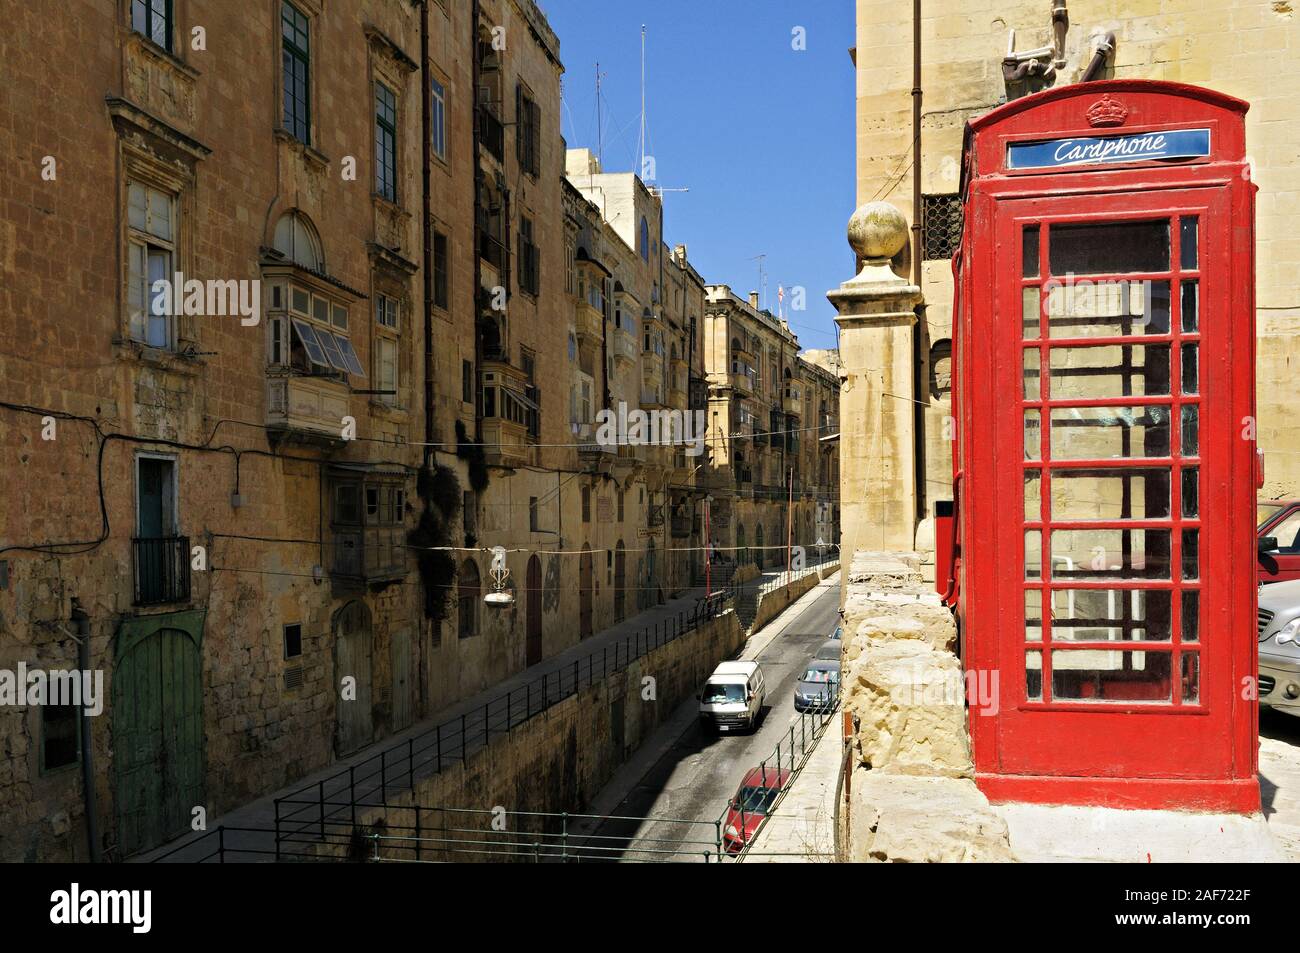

left=132, top=535, right=191, bottom=606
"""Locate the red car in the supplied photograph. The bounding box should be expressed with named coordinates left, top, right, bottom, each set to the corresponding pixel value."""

left=1259, top=499, right=1300, bottom=584
left=722, top=766, right=790, bottom=854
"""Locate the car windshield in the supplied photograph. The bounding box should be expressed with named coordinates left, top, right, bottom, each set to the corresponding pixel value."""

left=735, top=784, right=780, bottom=815
left=801, top=669, right=837, bottom=683
left=1259, top=503, right=1284, bottom=529
left=702, top=682, right=745, bottom=704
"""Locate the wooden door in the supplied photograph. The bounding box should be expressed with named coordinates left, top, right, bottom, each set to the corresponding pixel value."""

left=526, top=555, right=543, bottom=666
left=334, top=601, right=374, bottom=756
left=579, top=548, right=593, bottom=639
left=390, top=628, right=412, bottom=732
left=614, top=543, right=626, bottom=622
left=114, top=626, right=203, bottom=856
left=991, top=189, right=1235, bottom=780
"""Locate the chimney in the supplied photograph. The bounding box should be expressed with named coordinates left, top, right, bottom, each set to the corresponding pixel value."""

left=748, top=292, right=760, bottom=309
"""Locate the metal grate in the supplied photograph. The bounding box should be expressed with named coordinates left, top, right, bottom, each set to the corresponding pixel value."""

left=1259, top=608, right=1275, bottom=640
left=921, top=193, right=964, bottom=261
left=284, top=665, right=305, bottom=691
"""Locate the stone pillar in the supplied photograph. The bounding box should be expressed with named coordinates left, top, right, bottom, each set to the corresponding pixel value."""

left=827, top=202, right=922, bottom=555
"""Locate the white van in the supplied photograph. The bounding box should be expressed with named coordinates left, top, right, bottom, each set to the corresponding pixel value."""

left=699, top=660, right=766, bottom=733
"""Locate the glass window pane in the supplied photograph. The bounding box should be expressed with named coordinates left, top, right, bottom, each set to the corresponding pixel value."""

left=1023, top=349, right=1040, bottom=400
left=1049, top=406, right=1171, bottom=460
left=1049, top=589, right=1171, bottom=642
left=1181, top=652, right=1200, bottom=703
left=1180, top=217, right=1199, bottom=271
left=1181, top=405, right=1199, bottom=456
left=1051, top=650, right=1172, bottom=702
left=1026, top=650, right=1043, bottom=700
left=1025, top=410, right=1041, bottom=460
left=1182, top=528, right=1199, bottom=580
left=1023, top=286, right=1041, bottom=339
left=1181, top=281, right=1199, bottom=333
left=1182, top=591, right=1199, bottom=642
left=1025, top=530, right=1042, bottom=580
left=1024, top=470, right=1042, bottom=521
left=1050, top=528, right=1171, bottom=581
left=1026, top=589, right=1043, bottom=641
left=1049, top=220, right=1170, bottom=276
left=1047, top=280, right=1168, bottom=338
left=335, top=335, right=366, bottom=377
left=1181, top=343, right=1199, bottom=395
left=292, top=319, right=327, bottom=366
left=1181, top=467, right=1199, bottom=519
left=1050, top=467, right=1170, bottom=521
left=147, top=188, right=172, bottom=241
left=1048, top=344, right=1170, bottom=400
left=1023, top=226, right=1040, bottom=278
left=129, top=183, right=147, bottom=231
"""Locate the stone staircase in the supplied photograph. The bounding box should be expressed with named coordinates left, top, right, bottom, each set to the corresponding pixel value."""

left=692, top=561, right=736, bottom=592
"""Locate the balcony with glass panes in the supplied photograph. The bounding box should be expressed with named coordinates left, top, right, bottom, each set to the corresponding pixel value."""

left=263, top=273, right=366, bottom=445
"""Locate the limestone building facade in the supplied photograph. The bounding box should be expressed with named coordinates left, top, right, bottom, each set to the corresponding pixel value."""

left=851, top=0, right=1300, bottom=555
left=703, top=287, right=842, bottom=569
left=0, top=0, right=841, bottom=861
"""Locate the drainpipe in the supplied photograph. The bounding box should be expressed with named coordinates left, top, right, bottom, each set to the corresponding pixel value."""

left=1081, top=32, right=1117, bottom=82
left=418, top=0, right=432, bottom=716
left=72, top=603, right=100, bottom=863
left=911, top=0, right=927, bottom=524
left=471, top=0, right=484, bottom=442
left=420, top=0, right=434, bottom=460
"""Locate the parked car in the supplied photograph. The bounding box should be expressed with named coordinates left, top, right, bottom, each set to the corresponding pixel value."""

left=794, top=659, right=840, bottom=712
left=722, top=766, right=791, bottom=853
left=1259, top=579, right=1300, bottom=718
left=814, top=639, right=840, bottom=662
left=1259, top=499, right=1300, bottom=584
left=698, top=660, right=766, bottom=733
left=830, top=625, right=843, bottom=640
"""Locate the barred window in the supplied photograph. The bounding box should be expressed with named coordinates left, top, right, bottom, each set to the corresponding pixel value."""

left=921, top=193, right=963, bottom=261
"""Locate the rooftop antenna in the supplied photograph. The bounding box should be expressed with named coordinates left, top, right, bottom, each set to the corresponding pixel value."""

left=749, top=253, right=768, bottom=311
left=638, top=24, right=647, bottom=179
left=595, top=61, right=604, bottom=170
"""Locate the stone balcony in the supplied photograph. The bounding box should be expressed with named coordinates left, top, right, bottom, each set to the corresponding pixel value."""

left=266, top=374, right=349, bottom=448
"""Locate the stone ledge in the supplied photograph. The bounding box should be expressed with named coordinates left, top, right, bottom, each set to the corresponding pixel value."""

left=849, top=773, right=1016, bottom=863
left=843, top=638, right=973, bottom=778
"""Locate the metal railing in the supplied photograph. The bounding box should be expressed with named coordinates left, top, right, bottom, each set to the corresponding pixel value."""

left=132, top=535, right=191, bottom=606
left=154, top=703, right=838, bottom=864
left=263, top=585, right=738, bottom=857
left=725, top=702, right=840, bottom=859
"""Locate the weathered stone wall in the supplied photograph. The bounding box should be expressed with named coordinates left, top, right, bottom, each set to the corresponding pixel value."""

left=841, top=551, right=1014, bottom=862
left=749, top=570, right=823, bottom=635
left=854, top=0, right=1300, bottom=541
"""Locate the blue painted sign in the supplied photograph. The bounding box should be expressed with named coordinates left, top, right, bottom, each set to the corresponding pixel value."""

left=1007, top=128, right=1211, bottom=170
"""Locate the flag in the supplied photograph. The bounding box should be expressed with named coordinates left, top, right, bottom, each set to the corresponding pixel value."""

left=777, top=285, right=785, bottom=318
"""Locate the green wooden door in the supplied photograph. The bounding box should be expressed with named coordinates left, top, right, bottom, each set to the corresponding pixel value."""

left=114, top=624, right=204, bottom=856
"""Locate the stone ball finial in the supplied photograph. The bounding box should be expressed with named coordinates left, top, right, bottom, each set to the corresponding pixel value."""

left=847, top=202, right=910, bottom=262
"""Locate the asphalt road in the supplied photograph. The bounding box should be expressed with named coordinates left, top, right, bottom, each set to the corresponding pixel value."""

left=586, top=581, right=842, bottom=862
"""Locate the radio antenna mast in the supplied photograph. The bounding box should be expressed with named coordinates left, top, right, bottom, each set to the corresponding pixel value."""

left=638, top=25, right=647, bottom=178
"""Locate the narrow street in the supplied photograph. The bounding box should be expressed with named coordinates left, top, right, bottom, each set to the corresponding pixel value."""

left=585, top=578, right=841, bottom=861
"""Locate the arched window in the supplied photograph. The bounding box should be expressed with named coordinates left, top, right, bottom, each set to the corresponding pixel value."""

left=458, top=559, right=480, bottom=639
left=640, top=216, right=650, bottom=263
left=273, top=211, right=324, bottom=271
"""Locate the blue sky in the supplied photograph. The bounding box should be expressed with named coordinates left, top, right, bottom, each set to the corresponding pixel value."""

left=538, top=0, right=856, bottom=352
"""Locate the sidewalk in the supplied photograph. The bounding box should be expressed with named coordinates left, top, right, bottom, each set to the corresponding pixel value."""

left=744, top=713, right=843, bottom=863
left=140, top=567, right=796, bottom=862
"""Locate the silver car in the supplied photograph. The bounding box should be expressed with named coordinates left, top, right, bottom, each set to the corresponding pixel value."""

left=1259, top=579, right=1300, bottom=718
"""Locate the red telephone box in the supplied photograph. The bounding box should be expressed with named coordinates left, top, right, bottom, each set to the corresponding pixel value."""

left=950, top=80, right=1259, bottom=812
